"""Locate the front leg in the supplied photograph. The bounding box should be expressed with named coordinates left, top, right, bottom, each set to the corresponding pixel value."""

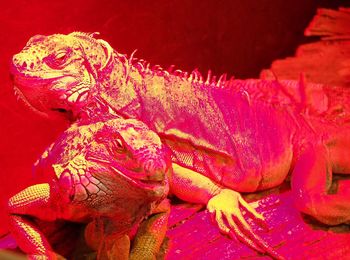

left=85, top=199, right=170, bottom=260
left=169, top=163, right=283, bottom=259
left=291, top=143, right=350, bottom=225
left=84, top=218, right=131, bottom=260
left=7, top=183, right=62, bottom=259
left=130, top=198, right=170, bottom=260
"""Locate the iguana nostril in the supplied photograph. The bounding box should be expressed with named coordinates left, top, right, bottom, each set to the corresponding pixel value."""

left=12, top=56, right=22, bottom=69
left=12, top=54, right=34, bottom=70
left=12, top=55, right=19, bottom=64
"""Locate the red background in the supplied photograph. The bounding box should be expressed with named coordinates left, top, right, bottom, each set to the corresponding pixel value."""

left=0, top=0, right=348, bottom=233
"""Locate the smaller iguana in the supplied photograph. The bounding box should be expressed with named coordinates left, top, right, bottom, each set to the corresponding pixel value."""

left=7, top=117, right=171, bottom=259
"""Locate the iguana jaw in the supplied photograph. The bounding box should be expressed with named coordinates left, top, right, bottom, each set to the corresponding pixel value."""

left=109, top=164, right=168, bottom=195
left=13, top=84, right=50, bottom=118
left=11, top=70, right=90, bottom=121
left=12, top=81, right=75, bottom=121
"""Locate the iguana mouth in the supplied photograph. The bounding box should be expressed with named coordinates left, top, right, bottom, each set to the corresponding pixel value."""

left=87, top=155, right=165, bottom=190
left=50, top=108, right=76, bottom=122
left=109, top=164, right=166, bottom=191
left=51, top=108, right=69, bottom=113
left=12, top=72, right=79, bottom=120
left=13, top=83, right=75, bottom=121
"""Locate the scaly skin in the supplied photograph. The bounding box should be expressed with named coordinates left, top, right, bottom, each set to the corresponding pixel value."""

left=7, top=117, right=171, bottom=259
left=10, top=32, right=350, bottom=259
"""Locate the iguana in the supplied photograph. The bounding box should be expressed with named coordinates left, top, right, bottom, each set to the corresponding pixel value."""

left=9, top=32, right=350, bottom=258
left=7, top=117, right=171, bottom=259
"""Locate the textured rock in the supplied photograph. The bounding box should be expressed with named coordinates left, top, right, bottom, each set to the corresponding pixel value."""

left=261, top=8, right=350, bottom=88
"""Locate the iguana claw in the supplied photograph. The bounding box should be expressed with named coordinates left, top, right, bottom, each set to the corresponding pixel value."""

left=207, top=189, right=284, bottom=260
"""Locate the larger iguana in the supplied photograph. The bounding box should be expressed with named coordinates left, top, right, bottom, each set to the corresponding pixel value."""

left=10, top=32, right=350, bottom=258
left=7, top=117, right=171, bottom=259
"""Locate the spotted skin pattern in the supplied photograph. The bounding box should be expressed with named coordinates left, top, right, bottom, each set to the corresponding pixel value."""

left=8, top=118, right=171, bottom=259
left=10, top=32, right=350, bottom=259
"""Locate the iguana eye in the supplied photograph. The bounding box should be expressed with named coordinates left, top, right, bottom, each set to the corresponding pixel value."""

left=114, top=138, right=125, bottom=153
left=44, top=50, right=70, bottom=69
left=55, top=52, right=67, bottom=61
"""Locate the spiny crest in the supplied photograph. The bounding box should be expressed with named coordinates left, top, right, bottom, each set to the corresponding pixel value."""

left=113, top=49, right=235, bottom=89
left=70, top=31, right=100, bottom=39
left=117, top=49, right=326, bottom=115
left=69, top=31, right=102, bottom=47
left=68, top=32, right=116, bottom=75
left=70, top=32, right=234, bottom=88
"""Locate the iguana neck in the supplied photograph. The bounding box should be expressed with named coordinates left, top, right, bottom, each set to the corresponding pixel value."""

left=79, top=52, right=144, bottom=121
left=81, top=51, right=206, bottom=132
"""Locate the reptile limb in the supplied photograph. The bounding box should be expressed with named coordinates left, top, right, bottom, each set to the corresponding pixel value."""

left=7, top=184, right=62, bottom=259
left=84, top=219, right=131, bottom=260
left=292, top=142, right=350, bottom=225
left=170, top=163, right=283, bottom=259
left=130, top=199, right=170, bottom=260
left=84, top=199, right=170, bottom=260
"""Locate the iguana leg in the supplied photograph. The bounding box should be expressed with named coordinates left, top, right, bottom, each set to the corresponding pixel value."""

left=85, top=199, right=170, bottom=260
left=7, top=183, right=61, bottom=259
left=85, top=219, right=131, bottom=260
left=291, top=143, right=350, bottom=225
left=169, top=163, right=283, bottom=259
left=130, top=198, right=170, bottom=260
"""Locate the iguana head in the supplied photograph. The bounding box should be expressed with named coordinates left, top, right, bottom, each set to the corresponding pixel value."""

left=10, top=32, right=114, bottom=120
left=34, top=117, right=170, bottom=231
left=37, top=118, right=170, bottom=207
left=85, top=118, right=170, bottom=189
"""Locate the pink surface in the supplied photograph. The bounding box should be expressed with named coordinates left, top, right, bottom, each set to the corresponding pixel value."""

left=166, top=192, right=350, bottom=259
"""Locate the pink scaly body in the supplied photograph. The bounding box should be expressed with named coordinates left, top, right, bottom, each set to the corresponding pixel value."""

left=10, top=32, right=350, bottom=259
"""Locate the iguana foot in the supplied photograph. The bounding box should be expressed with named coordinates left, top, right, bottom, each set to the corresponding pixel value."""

left=207, top=189, right=284, bottom=259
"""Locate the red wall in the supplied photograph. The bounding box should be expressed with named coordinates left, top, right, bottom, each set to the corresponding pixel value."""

left=0, top=0, right=348, bottom=233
